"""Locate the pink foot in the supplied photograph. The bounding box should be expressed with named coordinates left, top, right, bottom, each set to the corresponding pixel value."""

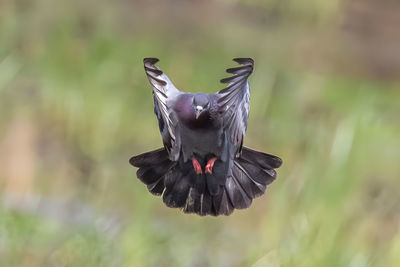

left=205, top=157, right=217, bottom=174
left=192, top=158, right=203, bottom=174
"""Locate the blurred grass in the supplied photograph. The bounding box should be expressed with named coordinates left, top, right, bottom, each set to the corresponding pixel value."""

left=0, top=0, right=400, bottom=266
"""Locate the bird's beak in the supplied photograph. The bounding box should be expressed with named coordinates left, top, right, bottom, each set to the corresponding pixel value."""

left=195, top=106, right=203, bottom=119
left=195, top=110, right=201, bottom=119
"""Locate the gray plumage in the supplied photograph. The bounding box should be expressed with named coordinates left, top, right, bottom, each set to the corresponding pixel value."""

left=130, top=58, right=282, bottom=216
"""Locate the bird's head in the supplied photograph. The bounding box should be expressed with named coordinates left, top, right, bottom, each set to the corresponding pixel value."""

left=193, top=94, right=210, bottom=120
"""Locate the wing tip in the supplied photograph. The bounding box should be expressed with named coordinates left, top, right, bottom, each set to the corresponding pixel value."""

left=219, top=58, right=254, bottom=84
left=220, top=77, right=232, bottom=84
left=143, top=58, right=167, bottom=86
left=233, top=57, right=254, bottom=65
left=143, top=57, right=160, bottom=65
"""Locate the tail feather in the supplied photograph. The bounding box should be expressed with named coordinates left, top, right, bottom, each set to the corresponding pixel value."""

left=198, top=192, right=213, bottom=216
left=225, top=175, right=252, bottom=209
left=212, top=146, right=281, bottom=213
left=183, top=187, right=201, bottom=214
left=212, top=188, right=234, bottom=216
left=146, top=176, right=166, bottom=195
left=129, top=148, right=169, bottom=167
left=130, top=149, right=175, bottom=196
left=240, top=146, right=282, bottom=170
left=234, top=158, right=275, bottom=186
left=129, top=146, right=282, bottom=216
left=136, top=163, right=171, bottom=185
left=164, top=161, right=212, bottom=215
left=163, top=170, right=191, bottom=208
left=231, top=161, right=265, bottom=199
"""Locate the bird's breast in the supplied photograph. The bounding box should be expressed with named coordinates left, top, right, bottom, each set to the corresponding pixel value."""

left=176, top=108, right=216, bottom=131
left=173, top=94, right=220, bottom=130
left=183, top=113, right=215, bottom=130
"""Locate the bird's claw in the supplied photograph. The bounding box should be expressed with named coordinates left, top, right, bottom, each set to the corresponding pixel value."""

left=192, top=158, right=203, bottom=174
left=205, top=157, right=217, bottom=174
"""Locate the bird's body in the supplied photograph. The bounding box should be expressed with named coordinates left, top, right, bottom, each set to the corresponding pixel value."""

left=174, top=93, right=224, bottom=162
left=130, top=58, right=282, bottom=216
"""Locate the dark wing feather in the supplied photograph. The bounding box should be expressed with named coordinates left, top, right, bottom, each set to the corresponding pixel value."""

left=217, top=58, right=254, bottom=157
left=144, top=58, right=181, bottom=161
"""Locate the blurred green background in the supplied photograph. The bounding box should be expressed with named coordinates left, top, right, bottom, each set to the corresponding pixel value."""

left=1, top=0, right=400, bottom=266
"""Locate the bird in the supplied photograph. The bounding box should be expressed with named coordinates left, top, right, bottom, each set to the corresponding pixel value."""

left=129, top=58, right=282, bottom=216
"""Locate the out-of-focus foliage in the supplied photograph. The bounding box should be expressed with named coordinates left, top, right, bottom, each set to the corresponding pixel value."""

left=0, top=0, right=399, bottom=266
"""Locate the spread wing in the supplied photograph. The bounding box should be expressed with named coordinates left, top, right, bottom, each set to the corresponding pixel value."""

left=143, top=58, right=181, bottom=161
left=217, top=58, right=254, bottom=158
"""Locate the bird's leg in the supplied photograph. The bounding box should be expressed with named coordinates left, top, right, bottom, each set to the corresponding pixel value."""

left=192, top=158, right=203, bottom=174
left=205, top=157, right=217, bottom=174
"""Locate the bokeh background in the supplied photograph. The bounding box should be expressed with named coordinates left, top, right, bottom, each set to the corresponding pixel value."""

left=1, top=0, right=400, bottom=266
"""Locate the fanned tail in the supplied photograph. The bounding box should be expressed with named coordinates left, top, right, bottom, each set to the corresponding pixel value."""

left=130, top=149, right=213, bottom=215
left=129, top=148, right=176, bottom=195
left=210, top=147, right=281, bottom=215
left=130, top=146, right=282, bottom=216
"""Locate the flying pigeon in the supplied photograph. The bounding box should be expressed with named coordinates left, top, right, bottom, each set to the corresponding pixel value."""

left=129, top=58, right=282, bottom=216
